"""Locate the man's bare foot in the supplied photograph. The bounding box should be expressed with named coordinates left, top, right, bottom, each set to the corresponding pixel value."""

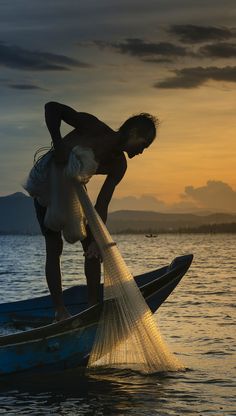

left=54, top=307, right=71, bottom=322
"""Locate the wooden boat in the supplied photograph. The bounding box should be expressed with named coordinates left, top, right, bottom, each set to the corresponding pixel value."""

left=0, top=254, right=193, bottom=376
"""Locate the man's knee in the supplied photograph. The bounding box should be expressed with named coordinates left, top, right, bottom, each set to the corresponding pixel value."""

left=45, top=233, right=63, bottom=257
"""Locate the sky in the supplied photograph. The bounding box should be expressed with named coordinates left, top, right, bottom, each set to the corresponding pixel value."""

left=0, top=0, right=235, bottom=213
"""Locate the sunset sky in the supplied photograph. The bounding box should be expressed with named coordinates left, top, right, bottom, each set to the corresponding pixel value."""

left=0, top=0, right=235, bottom=213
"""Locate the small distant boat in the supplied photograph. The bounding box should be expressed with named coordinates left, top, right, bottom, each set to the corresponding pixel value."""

left=0, top=255, right=193, bottom=376
left=145, top=233, right=157, bottom=238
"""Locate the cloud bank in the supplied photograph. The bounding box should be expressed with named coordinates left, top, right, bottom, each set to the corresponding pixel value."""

left=92, top=26, right=236, bottom=89
left=0, top=42, right=91, bottom=71
left=7, top=83, right=46, bottom=91
left=95, top=38, right=188, bottom=60
left=154, top=66, right=236, bottom=88
left=168, top=24, right=235, bottom=43
left=199, top=42, right=236, bottom=58
left=182, top=180, right=236, bottom=212
left=109, top=181, right=236, bottom=213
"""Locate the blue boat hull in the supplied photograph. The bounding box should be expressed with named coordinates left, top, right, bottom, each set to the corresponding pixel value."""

left=0, top=254, right=193, bottom=376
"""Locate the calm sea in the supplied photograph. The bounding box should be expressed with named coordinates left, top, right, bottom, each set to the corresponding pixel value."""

left=0, top=234, right=235, bottom=415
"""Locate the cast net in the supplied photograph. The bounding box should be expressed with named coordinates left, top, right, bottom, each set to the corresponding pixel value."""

left=75, top=182, right=184, bottom=374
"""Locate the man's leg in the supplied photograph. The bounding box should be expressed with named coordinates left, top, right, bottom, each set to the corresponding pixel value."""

left=34, top=198, right=70, bottom=321
left=84, top=256, right=101, bottom=306
left=81, top=234, right=101, bottom=306
left=45, top=233, right=71, bottom=321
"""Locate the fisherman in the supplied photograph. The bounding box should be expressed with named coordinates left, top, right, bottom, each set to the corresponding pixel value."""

left=32, top=101, right=157, bottom=321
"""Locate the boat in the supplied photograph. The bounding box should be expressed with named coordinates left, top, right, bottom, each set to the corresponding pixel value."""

left=0, top=254, right=193, bottom=376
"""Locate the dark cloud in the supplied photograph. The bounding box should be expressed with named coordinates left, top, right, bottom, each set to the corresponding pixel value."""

left=181, top=180, right=236, bottom=212
left=141, top=58, right=173, bottom=64
left=199, top=42, right=236, bottom=58
left=95, top=38, right=188, bottom=59
left=0, top=42, right=92, bottom=71
left=154, top=66, right=236, bottom=89
left=168, top=25, right=234, bottom=44
left=7, top=84, right=46, bottom=91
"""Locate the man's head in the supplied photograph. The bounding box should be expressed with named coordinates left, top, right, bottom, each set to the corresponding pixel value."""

left=118, top=113, right=158, bottom=158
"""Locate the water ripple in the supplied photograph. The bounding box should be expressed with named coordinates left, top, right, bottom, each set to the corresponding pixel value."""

left=0, top=234, right=235, bottom=415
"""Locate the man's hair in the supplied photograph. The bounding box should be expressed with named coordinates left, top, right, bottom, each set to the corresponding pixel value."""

left=118, top=113, right=158, bottom=145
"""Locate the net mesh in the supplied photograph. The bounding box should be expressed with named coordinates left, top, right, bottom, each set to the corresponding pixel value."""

left=75, top=182, right=184, bottom=374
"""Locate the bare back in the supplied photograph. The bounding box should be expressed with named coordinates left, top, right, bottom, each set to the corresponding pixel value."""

left=62, top=112, right=119, bottom=164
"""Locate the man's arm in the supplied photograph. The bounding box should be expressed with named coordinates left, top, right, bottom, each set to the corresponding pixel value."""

left=45, top=102, right=78, bottom=147
left=84, top=154, right=127, bottom=259
left=44, top=101, right=99, bottom=163
left=44, top=102, right=79, bottom=163
left=95, top=154, right=127, bottom=223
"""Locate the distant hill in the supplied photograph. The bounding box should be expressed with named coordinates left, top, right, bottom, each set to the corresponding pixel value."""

left=107, top=210, right=236, bottom=233
left=0, top=192, right=40, bottom=234
left=0, top=193, right=236, bottom=235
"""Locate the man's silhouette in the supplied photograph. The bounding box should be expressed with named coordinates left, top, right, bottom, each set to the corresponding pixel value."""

left=33, top=101, right=158, bottom=320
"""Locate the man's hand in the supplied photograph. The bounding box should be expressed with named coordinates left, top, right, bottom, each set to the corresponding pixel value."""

left=54, top=142, right=70, bottom=165
left=83, top=241, right=102, bottom=261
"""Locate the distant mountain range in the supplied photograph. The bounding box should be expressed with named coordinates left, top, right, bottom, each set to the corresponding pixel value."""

left=107, top=210, right=236, bottom=233
left=0, top=192, right=236, bottom=235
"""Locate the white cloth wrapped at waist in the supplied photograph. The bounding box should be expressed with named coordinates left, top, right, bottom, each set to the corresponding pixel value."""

left=24, top=146, right=98, bottom=243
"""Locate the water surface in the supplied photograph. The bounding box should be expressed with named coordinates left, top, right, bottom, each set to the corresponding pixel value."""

left=0, top=234, right=235, bottom=415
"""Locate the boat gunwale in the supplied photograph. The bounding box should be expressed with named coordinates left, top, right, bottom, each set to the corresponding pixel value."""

left=0, top=304, right=101, bottom=347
